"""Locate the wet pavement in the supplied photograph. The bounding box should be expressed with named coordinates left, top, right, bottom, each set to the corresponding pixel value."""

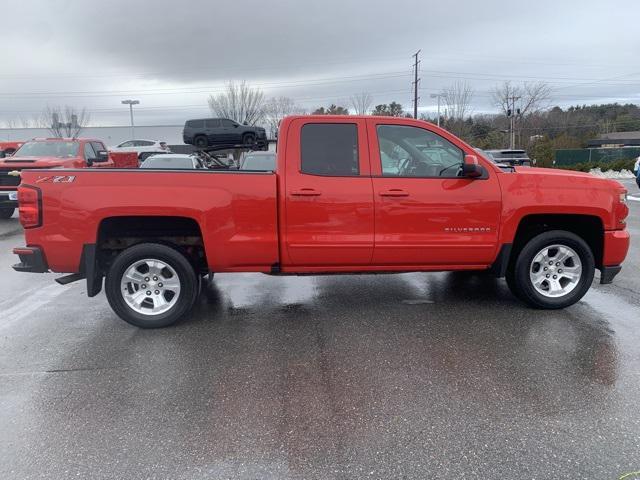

left=0, top=180, right=639, bottom=479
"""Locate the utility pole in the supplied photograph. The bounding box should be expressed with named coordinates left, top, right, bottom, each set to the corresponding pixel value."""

left=412, top=50, right=421, bottom=119
left=430, top=93, right=443, bottom=127
left=507, top=95, right=520, bottom=149
left=121, top=99, right=140, bottom=139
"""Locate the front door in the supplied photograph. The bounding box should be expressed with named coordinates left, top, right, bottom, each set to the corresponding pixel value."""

left=367, top=119, right=501, bottom=266
left=284, top=118, right=374, bottom=266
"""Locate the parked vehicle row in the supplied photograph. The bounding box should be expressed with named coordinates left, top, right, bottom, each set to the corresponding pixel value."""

left=11, top=115, right=630, bottom=329
left=110, top=139, right=171, bottom=161
left=0, top=138, right=137, bottom=218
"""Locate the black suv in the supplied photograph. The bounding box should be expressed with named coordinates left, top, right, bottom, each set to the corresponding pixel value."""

left=483, top=149, right=533, bottom=167
left=183, top=118, right=268, bottom=150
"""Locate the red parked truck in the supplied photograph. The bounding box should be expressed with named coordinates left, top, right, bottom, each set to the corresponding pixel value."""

left=0, top=137, right=137, bottom=219
left=12, top=116, right=630, bottom=328
left=0, top=141, right=26, bottom=156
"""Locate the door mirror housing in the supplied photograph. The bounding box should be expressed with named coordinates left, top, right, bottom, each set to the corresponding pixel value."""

left=462, top=154, right=484, bottom=178
left=0, top=151, right=5, bottom=159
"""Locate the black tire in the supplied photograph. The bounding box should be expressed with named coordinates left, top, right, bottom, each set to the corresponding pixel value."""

left=194, top=135, right=208, bottom=149
left=243, top=133, right=255, bottom=146
left=506, top=230, right=595, bottom=309
left=0, top=208, right=14, bottom=219
left=105, top=243, right=199, bottom=328
left=139, top=152, right=152, bottom=161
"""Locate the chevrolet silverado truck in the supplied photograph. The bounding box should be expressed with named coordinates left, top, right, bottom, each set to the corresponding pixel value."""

left=0, top=137, right=137, bottom=218
left=12, top=116, right=630, bottom=328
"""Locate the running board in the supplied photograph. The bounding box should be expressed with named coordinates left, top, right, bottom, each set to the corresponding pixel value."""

left=55, top=273, right=85, bottom=285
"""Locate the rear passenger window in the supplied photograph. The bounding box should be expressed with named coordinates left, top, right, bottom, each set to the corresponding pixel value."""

left=205, top=119, right=220, bottom=128
left=300, top=123, right=358, bottom=176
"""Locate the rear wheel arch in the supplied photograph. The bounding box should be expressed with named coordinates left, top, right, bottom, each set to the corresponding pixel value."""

left=96, top=216, right=209, bottom=275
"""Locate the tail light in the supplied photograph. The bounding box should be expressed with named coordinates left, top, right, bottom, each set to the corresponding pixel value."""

left=18, top=185, right=42, bottom=228
left=615, top=191, right=629, bottom=227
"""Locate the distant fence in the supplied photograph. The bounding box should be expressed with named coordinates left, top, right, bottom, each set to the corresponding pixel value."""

left=555, top=147, right=640, bottom=166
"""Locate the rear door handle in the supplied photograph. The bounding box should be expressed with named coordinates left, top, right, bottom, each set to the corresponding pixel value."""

left=291, top=188, right=322, bottom=196
left=379, top=189, right=409, bottom=197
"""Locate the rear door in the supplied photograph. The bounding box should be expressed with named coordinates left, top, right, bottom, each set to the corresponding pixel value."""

left=367, top=118, right=502, bottom=266
left=220, top=119, right=239, bottom=143
left=283, top=118, right=374, bottom=266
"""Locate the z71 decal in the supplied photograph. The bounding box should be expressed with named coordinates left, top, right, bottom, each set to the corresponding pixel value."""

left=36, top=175, right=76, bottom=184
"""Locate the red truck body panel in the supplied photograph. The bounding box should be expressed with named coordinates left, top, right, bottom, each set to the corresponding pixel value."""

left=15, top=116, right=630, bottom=278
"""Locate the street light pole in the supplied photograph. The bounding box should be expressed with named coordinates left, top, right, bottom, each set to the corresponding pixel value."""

left=430, top=93, right=442, bottom=127
left=121, top=99, right=140, bottom=139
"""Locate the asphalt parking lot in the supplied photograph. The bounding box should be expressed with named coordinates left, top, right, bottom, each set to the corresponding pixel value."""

left=0, top=179, right=639, bottom=480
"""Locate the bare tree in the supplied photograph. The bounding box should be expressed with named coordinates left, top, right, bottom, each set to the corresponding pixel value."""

left=491, top=81, right=551, bottom=117
left=39, top=105, right=90, bottom=138
left=263, top=96, right=305, bottom=138
left=208, top=81, right=265, bottom=125
left=4, top=115, right=36, bottom=129
left=441, top=81, right=474, bottom=121
left=491, top=81, right=551, bottom=147
left=349, top=92, right=373, bottom=115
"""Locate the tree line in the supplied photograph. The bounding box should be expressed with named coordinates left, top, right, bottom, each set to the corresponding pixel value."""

left=4, top=80, right=639, bottom=165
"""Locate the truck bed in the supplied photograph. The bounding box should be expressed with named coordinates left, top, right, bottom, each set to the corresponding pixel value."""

left=19, top=169, right=279, bottom=273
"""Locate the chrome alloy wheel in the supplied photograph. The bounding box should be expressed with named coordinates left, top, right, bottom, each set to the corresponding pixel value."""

left=529, top=244, right=582, bottom=298
left=120, top=258, right=181, bottom=315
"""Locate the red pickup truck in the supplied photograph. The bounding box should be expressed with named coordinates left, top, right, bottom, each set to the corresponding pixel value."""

left=12, top=116, right=630, bottom=328
left=0, top=137, right=138, bottom=218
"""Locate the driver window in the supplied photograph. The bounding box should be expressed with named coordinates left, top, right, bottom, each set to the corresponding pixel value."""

left=377, top=125, right=464, bottom=177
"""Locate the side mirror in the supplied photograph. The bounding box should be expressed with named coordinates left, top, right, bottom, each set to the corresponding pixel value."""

left=0, top=151, right=5, bottom=159
left=462, top=154, right=484, bottom=178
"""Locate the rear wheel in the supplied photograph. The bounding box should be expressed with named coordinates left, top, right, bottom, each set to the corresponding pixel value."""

left=243, top=133, right=255, bottom=146
left=105, top=243, right=198, bottom=328
left=506, top=230, right=594, bottom=309
left=194, top=135, right=208, bottom=149
left=0, top=208, right=14, bottom=219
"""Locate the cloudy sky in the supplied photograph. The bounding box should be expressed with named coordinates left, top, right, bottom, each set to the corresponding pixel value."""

left=2, top=0, right=639, bottom=127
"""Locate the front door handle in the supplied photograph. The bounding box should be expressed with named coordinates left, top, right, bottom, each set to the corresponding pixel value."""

left=291, top=188, right=322, bottom=196
left=379, top=189, right=409, bottom=197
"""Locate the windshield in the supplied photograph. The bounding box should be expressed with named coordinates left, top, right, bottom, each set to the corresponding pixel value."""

left=241, top=154, right=276, bottom=170
left=14, top=141, right=79, bottom=158
left=142, top=156, right=194, bottom=169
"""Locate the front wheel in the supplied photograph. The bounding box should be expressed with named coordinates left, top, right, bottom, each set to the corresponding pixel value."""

left=506, top=230, right=595, bottom=309
left=105, top=243, right=199, bottom=328
left=0, top=208, right=14, bottom=219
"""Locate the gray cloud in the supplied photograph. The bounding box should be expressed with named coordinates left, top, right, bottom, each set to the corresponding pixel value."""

left=1, top=0, right=639, bottom=126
